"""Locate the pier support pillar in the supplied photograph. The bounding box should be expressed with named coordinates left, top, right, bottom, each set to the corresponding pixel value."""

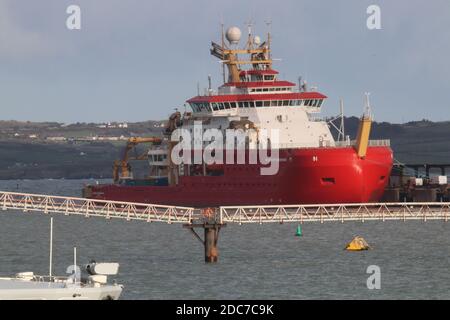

left=184, top=222, right=225, bottom=263
left=204, top=225, right=220, bottom=263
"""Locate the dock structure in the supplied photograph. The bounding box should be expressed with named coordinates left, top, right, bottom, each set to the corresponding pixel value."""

left=395, top=163, right=450, bottom=177
left=218, top=202, right=450, bottom=224
left=1, top=190, right=449, bottom=262
left=0, top=191, right=196, bottom=224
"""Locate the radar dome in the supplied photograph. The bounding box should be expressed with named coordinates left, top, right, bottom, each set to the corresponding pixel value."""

left=253, top=36, right=261, bottom=45
left=226, top=26, right=241, bottom=45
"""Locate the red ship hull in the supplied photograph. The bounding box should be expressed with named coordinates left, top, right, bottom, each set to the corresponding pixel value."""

left=85, top=146, right=393, bottom=207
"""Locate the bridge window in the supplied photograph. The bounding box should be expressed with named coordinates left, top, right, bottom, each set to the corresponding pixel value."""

left=230, top=102, right=237, bottom=108
left=264, top=75, right=275, bottom=81
left=218, top=102, right=224, bottom=110
left=256, top=101, right=263, bottom=107
left=190, top=103, right=201, bottom=112
left=282, top=100, right=289, bottom=106
left=224, top=102, right=230, bottom=109
left=211, top=103, right=218, bottom=111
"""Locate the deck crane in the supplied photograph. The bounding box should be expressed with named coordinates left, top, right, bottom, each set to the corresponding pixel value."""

left=113, top=137, right=162, bottom=183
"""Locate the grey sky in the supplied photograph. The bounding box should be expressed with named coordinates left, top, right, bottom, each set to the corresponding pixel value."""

left=0, top=0, right=449, bottom=123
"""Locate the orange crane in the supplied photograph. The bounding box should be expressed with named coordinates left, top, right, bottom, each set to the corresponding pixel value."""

left=113, top=137, right=162, bottom=183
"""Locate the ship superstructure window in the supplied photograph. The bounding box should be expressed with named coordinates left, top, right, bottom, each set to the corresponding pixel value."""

left=205, top=99, right=321, bottom=111
left=190, top=102, right=213, bottom=112
left=264, top=75, right=275, bottom=81
left=151, top=154, right=166, bottom=162
left=249, top=87, right=292, bottom=93
left=303, top=99, right=324, bottom=108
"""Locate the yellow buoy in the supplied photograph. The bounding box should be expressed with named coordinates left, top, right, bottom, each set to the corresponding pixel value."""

left=345, top=236, right=371, bottom=251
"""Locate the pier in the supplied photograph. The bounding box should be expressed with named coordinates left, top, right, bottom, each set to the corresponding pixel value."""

left=0, top=191, right=196, bottom=224
left=1, top=190, right=449, bottom=262
left=395, top=163, right=450, bottom=177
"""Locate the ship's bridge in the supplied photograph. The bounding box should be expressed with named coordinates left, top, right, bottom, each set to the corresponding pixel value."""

left=182, top=25, right=335, bottom=148
left=186, top=91, right=327, bottom=114
left=239, top=69, right=279, bottom=82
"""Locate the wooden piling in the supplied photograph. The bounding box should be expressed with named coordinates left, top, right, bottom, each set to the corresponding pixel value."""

left=204, top=224, right=219, bottom=263
left=184, top=223, right=225, bottom=263
left=184, top=207, right=225, bottom=263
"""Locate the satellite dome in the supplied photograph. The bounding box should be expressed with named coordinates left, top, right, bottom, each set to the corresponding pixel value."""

left=225, top=26, right=241, bottom=45
left=253, top=35, right=261, bottom=45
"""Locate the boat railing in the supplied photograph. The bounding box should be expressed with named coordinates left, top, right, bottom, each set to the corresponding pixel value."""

left=334, top=139, right=391, bottom=147
left=276, top=139, right=390, bottom=149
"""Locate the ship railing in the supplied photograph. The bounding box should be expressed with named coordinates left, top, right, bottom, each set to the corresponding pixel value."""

left=367, top=139, right=391, bottom=147
left=276, top=139, right=390, bottom=149
left=334, top=139, right=390, bottom=147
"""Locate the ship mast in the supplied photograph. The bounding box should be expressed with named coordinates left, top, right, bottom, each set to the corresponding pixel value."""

left=221, top=22, right=226, bottom=84
left=210, top=23, right=273, bottom=84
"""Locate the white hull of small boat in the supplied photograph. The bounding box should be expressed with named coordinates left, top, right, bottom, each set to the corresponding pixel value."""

left=0, top=278, right=123, bottom=300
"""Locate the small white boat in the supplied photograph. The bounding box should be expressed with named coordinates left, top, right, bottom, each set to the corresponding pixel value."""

left=0, top=218, right=123, bottom=300
left=0, top=262, right=123, bottom=300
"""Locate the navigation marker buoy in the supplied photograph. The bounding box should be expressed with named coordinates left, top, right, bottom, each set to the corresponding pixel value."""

left=295, top=224, right=303, bottom=237
left=345, top=236, right=370, bottom=251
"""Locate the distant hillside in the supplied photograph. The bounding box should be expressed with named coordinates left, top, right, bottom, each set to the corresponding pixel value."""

left=339, top=117, right=450, bottom=164
left=0, top=118, right=449, bottom=180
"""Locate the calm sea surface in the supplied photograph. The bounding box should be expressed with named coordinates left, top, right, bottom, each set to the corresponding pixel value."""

left=0, top=179, right=449, bottom=299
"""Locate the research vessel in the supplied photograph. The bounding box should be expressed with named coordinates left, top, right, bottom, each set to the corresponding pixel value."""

left=83, top=25, right=393, bottom=207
